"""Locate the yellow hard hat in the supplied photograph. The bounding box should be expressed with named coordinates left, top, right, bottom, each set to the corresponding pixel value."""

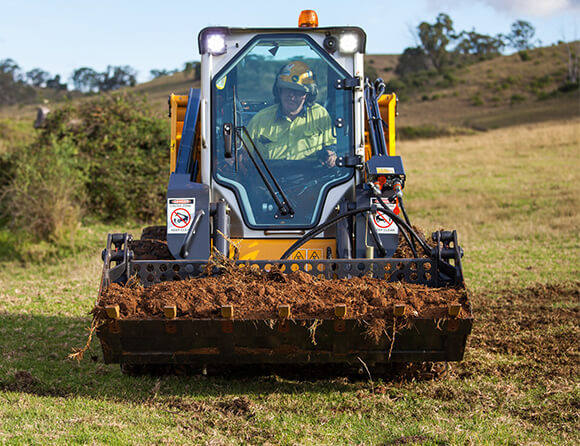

left=276, top=61, right=315, bottom=92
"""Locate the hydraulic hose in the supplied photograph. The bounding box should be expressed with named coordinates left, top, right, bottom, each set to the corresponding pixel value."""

left=366, top=211, right=387, bottom=257
left=280, top=205, right=431, bottom=260
left=397, top=195, right=412, bottom=227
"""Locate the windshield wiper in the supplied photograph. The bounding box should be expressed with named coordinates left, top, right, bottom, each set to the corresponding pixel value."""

left=236, top=126, right=295, bottom=218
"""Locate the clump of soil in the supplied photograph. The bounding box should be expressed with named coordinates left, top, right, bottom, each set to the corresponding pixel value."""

left=130, top=239, right=172, bottom=260
left=393, top=225, right=434, bottom=258
left=129, top=226, right=172, bottom=260
left=94, top=263, right=469, bottom=321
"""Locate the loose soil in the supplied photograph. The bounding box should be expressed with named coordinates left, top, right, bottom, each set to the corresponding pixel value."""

left=95, top=264, right=468, bottom=321
left=106, top=227, right=462, bottom=322
left=461, top=281, right=580, bottom=383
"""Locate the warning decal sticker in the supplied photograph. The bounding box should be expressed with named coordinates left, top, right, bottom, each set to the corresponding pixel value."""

left=292, top=250, right=305, bottom=260
left=291, top=249, right=323, bottom=260
left=308, top=250, right=321, bottom=260
left=370, top=197, right=399, bottom=234
left=167, top=198, right=196, bottom=234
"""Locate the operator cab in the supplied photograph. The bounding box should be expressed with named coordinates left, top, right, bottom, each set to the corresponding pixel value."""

left=199, top=27, right=367, bottom=234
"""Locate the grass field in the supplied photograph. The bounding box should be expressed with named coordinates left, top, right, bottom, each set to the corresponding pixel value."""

left=1, top=120, right=579, bottom=444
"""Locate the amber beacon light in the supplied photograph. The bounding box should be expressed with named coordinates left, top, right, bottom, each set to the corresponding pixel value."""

left=298, top=10, right=318, bottom=28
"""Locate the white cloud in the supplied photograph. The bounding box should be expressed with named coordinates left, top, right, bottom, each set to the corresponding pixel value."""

left=482, top=0, right=578, bottom=16
left=426, top=0, right=580, bottom=16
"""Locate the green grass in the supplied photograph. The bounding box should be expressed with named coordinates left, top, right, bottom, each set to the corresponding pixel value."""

left=1, top=121, right=579, bottom=444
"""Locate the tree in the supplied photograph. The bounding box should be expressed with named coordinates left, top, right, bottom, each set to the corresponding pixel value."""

left=45, top=74, right=67, bottom=91
left=71, top=67, right=100, bottom=92
left=565, top=40, right=579, bottom=84
left=506, top=20, right=537, bottom=51
left=0, top=58, right=22, bottom=81
left=183, top=61, right=201, bottom=81
left=364, top=62, right=379, bottom=81
left=26, top=68, right=51, bottom=87
left=0, top=58, right=36, bottom=105
left=417, top=13, right=456, bottom=72
left=70, top=66, right=137, bottom=93
left=98, top=65, right=137, bottom=92
left=395, top=47, right=428, bottom=76
left=150, top=68, right=177, bottom=79
left=456, top=30, right=505, bottom=60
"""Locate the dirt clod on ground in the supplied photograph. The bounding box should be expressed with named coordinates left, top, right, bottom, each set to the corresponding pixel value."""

left=95, top=262, right=468, bottom=321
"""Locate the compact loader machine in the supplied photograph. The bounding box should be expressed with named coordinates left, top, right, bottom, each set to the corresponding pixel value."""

left=96, top=11, right=472, bottom=373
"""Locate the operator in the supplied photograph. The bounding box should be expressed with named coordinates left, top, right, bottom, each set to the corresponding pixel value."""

left=246, top=61, right=337, bottom=167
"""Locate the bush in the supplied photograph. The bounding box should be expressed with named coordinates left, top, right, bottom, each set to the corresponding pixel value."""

left=1, top=93, right=169, bottom=243
left=470, top=92, right=484, bottom=106
left=518, top=50, right=531, bottom=61
left=365, top=63, right=379, bottom=81
left=385, top=78, right=409, bottom=101
left=510, top=93, right=526, bottom=105
left=531, top=75, right=551, bottom=90
left=2, top=136, right=85, bottom=242
left=36, top=92, right=169, bottom=222
left=558, top=81, right=579, bottom=93
left=394, top=47, right=428, bottom=76
left=398, top=124, right=476, bottom=140
left=441, top=70, right=458, bottom=86
left=536, top=90, right=556, bottom=101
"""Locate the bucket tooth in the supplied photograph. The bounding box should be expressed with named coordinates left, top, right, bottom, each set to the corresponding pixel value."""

left=278, top=305, right=291, bottom=319
left=448, top=303, right=461, bottom=317
left=221, top=305, right=234, bottom=319
left=105, top=305, right=120, bottom=319
left=164, top=305, right=177, bottom=319
left=394, top=304, right=406, bottom=317
left=334, top=304, right=347, bottom=319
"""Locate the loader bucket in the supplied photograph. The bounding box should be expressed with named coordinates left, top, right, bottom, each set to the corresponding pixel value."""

left=94, top=233, right=473, bottom=371
left=97, top=316, right=472, bottom=367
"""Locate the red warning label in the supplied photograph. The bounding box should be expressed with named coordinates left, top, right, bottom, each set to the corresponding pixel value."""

left=370, top=198, right=399, bottom=234
left=167, top=198, right=195, bottom=234
left=170, top=208, right=191, bottom=228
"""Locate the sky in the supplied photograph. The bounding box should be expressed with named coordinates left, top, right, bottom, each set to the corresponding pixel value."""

left=1, top=0, right=578, bottom=83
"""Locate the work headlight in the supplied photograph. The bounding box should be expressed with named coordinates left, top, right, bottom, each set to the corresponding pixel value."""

left=339, top=34, right=359, bottom=53
left=206, top=33, right=227, bottom=55
left=199, top=28, right=228, bottom=55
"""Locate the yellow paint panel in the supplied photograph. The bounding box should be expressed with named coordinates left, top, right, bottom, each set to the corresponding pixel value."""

left=169, top=94, right=189, bottom=173
left=364, top=93, right=397, bottom=160
left=230, top=238, right=335, bottom=261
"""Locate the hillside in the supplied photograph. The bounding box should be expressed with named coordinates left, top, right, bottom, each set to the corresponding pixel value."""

left=389, top=43, right=579, bottom=130
left=1, top=43, right=578, bottom=130
left=129, top=42, right=578, bottom=130
left=86, top=41, right=580, bottom=131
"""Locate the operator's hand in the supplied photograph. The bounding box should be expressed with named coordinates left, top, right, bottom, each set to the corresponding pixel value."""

left=322, top=149, right=337, bottom=168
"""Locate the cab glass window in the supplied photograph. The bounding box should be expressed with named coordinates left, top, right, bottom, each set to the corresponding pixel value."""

left=213, top=35, right=353, bottom=229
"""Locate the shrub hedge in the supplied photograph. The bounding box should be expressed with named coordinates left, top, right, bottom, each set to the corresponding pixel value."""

left=2, top=92, right=169, bottom=243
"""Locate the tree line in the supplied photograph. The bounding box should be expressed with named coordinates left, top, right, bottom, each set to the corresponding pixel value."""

left=0, top=59, right=201, bottom=105
left=395, top=15, right=539, bottom=76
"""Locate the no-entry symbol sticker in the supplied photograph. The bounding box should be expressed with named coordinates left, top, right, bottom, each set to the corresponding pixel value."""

left=167, top=198, right=195, bottom=234
left=370, top=198, right=399, bottom=235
